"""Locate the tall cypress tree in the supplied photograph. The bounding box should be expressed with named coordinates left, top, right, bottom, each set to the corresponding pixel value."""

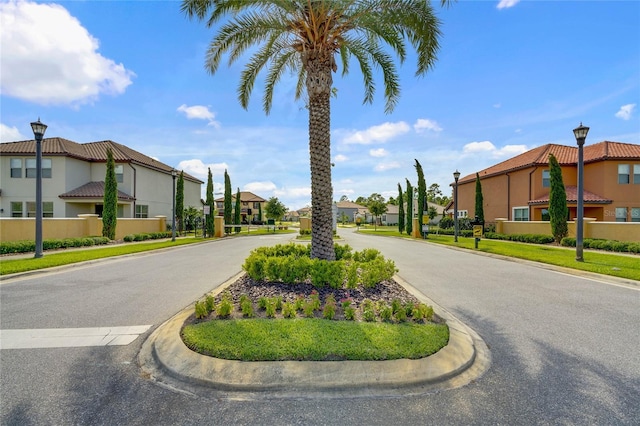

left=234, top=188, right=241, bottom=233
left=405, top=179, right=413, bottom=236
left=474, top=173, right=484, bottom=226
left=549, top=154, right=568, bottom=243
left=224, top=169, right=232, bottom=233
left=415, top=159, right=426, bottom=227
left=205, top=168, right=214, bottom=237
left=102, top=147, right=117, bottom=240
left=397, top=182, right=405, bottom=234
left=176, top=170, right=185, bottom=235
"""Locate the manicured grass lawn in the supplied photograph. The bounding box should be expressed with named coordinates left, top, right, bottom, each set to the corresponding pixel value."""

left=359, top=230, right=640, bottom=281
left=182, top=318, right=449, bottom=361
left=1, top=229, right=297, bottom=276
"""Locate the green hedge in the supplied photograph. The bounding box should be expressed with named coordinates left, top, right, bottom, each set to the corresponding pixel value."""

left=0, top=236, right=110, bottom=255
left=242, top=243, right=397, bottom=289
left=484, top=232, right=555, bottom=244
left=123, top=232, right=172, bottom=242
left=561, top=237, right=640, bottom=254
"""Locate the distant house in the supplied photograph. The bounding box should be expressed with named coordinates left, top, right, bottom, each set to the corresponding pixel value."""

left=0, top=138, right=202, bottom=219
left=335, top=200, right=364, bottom=223
left=450, top=141, right=640, bottom=223
left=214, top=191, right=266, bottom=223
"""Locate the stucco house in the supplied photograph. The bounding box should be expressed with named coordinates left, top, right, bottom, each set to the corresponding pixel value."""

left=215, top=191, right=266, bottom=223
left=450, top=141, right=640, bottom=224
left=0, top=138, right=203, bottom=220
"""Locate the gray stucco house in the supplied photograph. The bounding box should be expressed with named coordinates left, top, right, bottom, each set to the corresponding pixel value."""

left=0, top=138, right=203, bottom=219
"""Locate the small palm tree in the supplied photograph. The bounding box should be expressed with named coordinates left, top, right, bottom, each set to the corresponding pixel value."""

left=182, top=0, right=450, bottom=260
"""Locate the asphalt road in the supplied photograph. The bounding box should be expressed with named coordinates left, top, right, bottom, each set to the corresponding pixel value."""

left=1, top=229, right=638, bottom=425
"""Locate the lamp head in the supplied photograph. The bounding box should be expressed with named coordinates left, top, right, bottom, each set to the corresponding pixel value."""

left=30, top=118, right=47, bottom=139
left=573, top=122, right=589, bottom=144
left=453, top=170, right=461, bottom=182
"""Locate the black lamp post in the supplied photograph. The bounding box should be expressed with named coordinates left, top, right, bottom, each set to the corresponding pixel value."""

left=453, top=170, right=461, bottom=242
left=30, top=119, right=47, bottom=258
left=573, top=123, right=589, bottom=262
left=171, top=169, right=177, bottom=242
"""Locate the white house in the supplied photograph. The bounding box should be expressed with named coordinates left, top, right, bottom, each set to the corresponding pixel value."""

left=0, top=138, right=202, bottom=220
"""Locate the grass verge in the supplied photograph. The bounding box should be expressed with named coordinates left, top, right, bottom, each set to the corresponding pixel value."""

left=359, top=230, right=640, bottom=281
left=182, top=318, right=449, bottom=361
left=0, top=237, right=204, bottom=275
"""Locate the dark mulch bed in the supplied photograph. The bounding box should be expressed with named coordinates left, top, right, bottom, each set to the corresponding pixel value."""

left=186, top=274, right=443, bottom=324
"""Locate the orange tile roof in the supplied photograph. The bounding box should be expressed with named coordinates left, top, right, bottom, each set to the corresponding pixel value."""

left=458, top=141, right=640, bottom=184
left=214, top=191, right=266, bottom=203
left=59, top=181, right=135, bottom=201
left=529, top=186, right=612, bottom=205
left=0, top=138, right=203, bottom=183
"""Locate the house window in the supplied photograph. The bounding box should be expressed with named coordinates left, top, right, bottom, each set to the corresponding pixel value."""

left=513, top=207, right=529, bottom=221
left=135, top=205, right=148, bottom=218
left=615, top=207, right=627, bottom=222
left=26, top=202, right=53, bottom=218
left=25, top=158, right=52, bottom=178
left=618, top=164, right=630, bottom=184
left=631, top=208, right=640, bottom=223
left=634, top=164, right=640, bottom=184
left=11, top=202, right=23, bottom=217
left=253, top=202, right=260, bottom=209
left=458, top=210, right=468, bottom=218
left=10, top=158, right=22, bottom=178
left=542, top=170, right=550, bottom=188
left=115, top=165, right=124, bottom=183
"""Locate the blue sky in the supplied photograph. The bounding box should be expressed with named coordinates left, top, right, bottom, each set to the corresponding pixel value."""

left=1, top=0, right=639, bottom=210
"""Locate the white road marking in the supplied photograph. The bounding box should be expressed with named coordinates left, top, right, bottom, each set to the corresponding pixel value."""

left=0, top=325, right=152, bottom=349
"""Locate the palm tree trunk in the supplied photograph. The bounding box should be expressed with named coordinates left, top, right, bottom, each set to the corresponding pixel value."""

left=305, top=50, right=335, bottom=261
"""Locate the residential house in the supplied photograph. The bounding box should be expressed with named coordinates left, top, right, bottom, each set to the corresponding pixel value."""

left=0, top=138, right=203, bottom=220
left=215, top=191, right=266, bottom=223
left=335, top=200, right=365, bottom=223
left=450, top=141, right=640, bottom=224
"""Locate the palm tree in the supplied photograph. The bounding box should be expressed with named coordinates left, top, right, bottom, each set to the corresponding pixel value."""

left=182, top=0, right=450, bottom=260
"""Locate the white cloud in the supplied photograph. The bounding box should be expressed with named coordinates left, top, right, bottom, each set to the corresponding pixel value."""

left=413, top=118, right=442, bottom=133
left=374, top=161, right=401, bottom=172
left=177, top=104, right=221, bottom=128
left=497, top=0, right=520, bottom=10
left=176, top=159, right=228, bottom=181
left=0, top=123, right=27, bottom=142
left=342, top=121, right=410, bottom=144
left=615, top=103, right=636, bottom=120
left=493, top=103, right=502, bottom=108
left=244, top=181, right=277, bottom=193
left=369, top=148, right=388, bottom=157
left=274, top=186, right=311, bottom=198
left=463, top=141, right=528, bottom=159
left=0, top=0, right=134, bottom=105
left=334, top=154, right=348, bottom=162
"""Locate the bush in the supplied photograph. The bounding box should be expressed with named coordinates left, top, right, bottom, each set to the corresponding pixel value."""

left=0, top=236, right=110, bottom=255
left=561, top=237, right=639, bottom=254
left=485, top=232, right=554, bottom=244
left=242, top=243, right=396, bottom=289
left=439, top=216, right=454, bottom=229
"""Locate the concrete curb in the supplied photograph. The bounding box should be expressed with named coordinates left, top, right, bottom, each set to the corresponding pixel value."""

left=139, top=273, right=490, bottom=397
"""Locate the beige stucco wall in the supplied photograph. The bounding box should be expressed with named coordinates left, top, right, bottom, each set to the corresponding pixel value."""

left=0, top=215, right=167, bottom=242
left=494, top=218, right=639, bottom=241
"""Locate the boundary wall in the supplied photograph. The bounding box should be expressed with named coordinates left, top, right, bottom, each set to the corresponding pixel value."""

left=495, top=218, right=640, bottom=242
left=0, top=215, right=167, bottom=242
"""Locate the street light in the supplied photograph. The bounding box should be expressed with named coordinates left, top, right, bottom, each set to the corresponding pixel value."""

left=453, top=170, right=461, bottom=242
left=171, top=169, right=177, bottom=242
left=30, top=119, right=47, bottom=258
left=573, top=123, right=589, bottom=262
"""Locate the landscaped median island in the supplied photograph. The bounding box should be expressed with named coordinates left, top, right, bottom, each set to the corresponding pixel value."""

left=181, top=243, right=450, bottom=362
